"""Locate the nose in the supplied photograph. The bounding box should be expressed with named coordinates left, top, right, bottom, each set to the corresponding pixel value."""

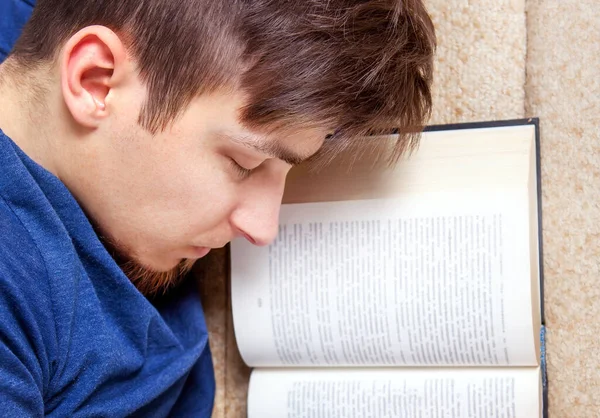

left=230, top=183, right=284, bottom=247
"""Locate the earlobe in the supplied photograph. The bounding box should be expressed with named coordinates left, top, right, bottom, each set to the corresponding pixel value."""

left=60, top=26, right=127, bottom=129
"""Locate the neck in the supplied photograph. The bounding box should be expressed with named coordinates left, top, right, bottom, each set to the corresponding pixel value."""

left=0, top=59, right=63, bottom=177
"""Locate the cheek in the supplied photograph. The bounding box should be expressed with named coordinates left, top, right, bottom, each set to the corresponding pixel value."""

left=106, top=130, right=242, bottom=244
left=112, top=150, right=235, bottom=237
left=162, top=155, right=240, bottom=229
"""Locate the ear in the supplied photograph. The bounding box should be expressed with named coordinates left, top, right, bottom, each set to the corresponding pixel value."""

left=60, top=25, right=128, bottom=129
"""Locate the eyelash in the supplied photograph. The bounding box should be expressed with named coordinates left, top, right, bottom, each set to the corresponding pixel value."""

left=228, top=158, right=254, bottom=179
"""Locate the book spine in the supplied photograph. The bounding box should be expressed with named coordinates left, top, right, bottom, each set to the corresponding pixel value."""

left=540, top=325, right=547, bottom=389
left=541, top=325, right=549, bottom=418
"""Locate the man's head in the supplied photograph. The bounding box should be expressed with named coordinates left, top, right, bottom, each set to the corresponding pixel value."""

left=0, top=0, right=435, bottom=294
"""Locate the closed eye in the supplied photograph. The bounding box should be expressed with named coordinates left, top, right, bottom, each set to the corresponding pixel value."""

left=228, top=157, right=255, bottom=179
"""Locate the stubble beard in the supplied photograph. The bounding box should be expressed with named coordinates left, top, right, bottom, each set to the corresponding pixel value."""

left=120, top=257, right=197, bottom=296
left=95, top=225, right=196, bottom=296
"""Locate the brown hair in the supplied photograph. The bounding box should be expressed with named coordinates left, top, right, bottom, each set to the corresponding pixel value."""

left=11, top=0, right=436, bottom=161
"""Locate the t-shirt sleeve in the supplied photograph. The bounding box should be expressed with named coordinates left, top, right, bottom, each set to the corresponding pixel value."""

left=0, top=0, right=35, bottom=61
left=0, top=202, right=54, bottom=416
left=0, top=332, right=45, bottom=416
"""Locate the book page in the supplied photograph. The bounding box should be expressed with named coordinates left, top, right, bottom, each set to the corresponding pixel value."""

left=528, top=137, right=543, bottom=360
left=282, top=125, right=536, bottom=204
left=231, top=191, right=538, bottom=368
left=247, top=367, right=541, bottom=418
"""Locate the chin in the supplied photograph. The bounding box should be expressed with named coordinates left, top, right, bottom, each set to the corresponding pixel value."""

left=122, top=256, right=197, bottom=296
left=135, top=252, right=183, bottom=273
left=147, top=259, right=182, bottom=273
left=91, top=222, right=179, bottom=273
left=95, top=229, right=196, bottom=295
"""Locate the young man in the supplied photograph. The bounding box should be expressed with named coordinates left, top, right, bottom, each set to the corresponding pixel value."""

left=0, top=0, right=435, bottom=416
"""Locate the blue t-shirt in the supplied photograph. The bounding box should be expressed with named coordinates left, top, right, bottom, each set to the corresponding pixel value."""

left=0, top=129, right=215, bottom=416
left=0, top=0, right=34, bottom=61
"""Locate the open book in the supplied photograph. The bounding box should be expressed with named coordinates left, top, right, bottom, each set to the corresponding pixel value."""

left=230, top=119, right=547, bottom=418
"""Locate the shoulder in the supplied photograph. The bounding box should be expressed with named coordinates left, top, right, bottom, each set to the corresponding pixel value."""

left=0, top=194, right=56, bottom=347
left=0, top=194, right=48, bottom=282
left=0, top=193, right=54, bottom=408
left=0, top=196, right=55, bottom=336
left=0, top=0, right=34, bottom=60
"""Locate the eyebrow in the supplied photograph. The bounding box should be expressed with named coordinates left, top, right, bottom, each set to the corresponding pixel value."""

left=224, top=134, right=310, bottom=166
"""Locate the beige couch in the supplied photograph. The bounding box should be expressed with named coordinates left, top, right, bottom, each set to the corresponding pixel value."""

left=198, top=1, right=600, bottom=416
